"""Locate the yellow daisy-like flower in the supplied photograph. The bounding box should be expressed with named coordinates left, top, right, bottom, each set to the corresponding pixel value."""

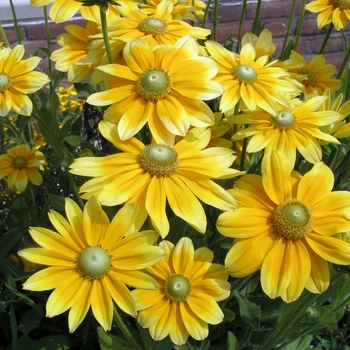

left=289, top=52, right=342, bottom=95
left=18, top=197, right=165, bottom=332
left=229, top=96, right=342, bottom=170
left=241, top=29, right=276, bottom=59
left=0, top=144, right=45, bottom=193
left=318, top=88, right=350, bottom=142
left=131, top=237, right=230, bottom=345
left=0, top=45, right=50, bottom=117
left=70, top=123, right=240, bottom=237
left=140, top=0, right=206, bottom=22
left=205, top=41, right=301, bottom=115
left=305, top=0, right=350, bottom=30
left=50, top=22, right=103, bottom=83
left=87, top=36, right=223, bottom=144
left=106, top=1, right=211, bottom=47
left=30, top=0, right=119, bottom=24
left=217, top=151, right=350, bottom=303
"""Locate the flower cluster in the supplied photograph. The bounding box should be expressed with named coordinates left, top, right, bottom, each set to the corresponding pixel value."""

left=1, top=0, right=350, bottom=348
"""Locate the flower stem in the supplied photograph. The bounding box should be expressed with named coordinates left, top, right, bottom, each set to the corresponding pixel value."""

left=212, top=0, right=219, bottom=42
left=319, top=23, right=333, bottom=54
left=337, top=44, right=350, bottom=79
left=294, top=0, right=306, bottom=51
left=251, top=0, right=262, bottom=35
left=0, top=22, right=11, bottom=47
left=8, top=0, right=22, bottom=44
left=100, top=6, right=114, bottom=64
left=201, top=0, right=212, bottom=29
left=113, top=305, right=143, bottom=350
left=43, top=6, right=53, bottom=84
left=236, top=0, right=247, bottom=53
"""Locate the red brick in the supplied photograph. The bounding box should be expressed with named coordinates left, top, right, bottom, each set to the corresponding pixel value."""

left=312, top=35, right=345, bottom=53
left=1, top=26, right=23, bottom=44
left=209, top=2, right=243, bottom=23
left=247, top=0, right=303, bottom=19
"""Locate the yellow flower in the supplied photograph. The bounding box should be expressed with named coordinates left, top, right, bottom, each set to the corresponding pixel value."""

left=87, top=36, right=223, bottom=144
left=30, top=0, right=119, bottom=24
left=205, top=41, right=301, bottom=115
left=241, top=29, right=276, bottom=59
left=305, top=0, right=350, bottom=30
left=0, top=144, right=45, bottom=193
left=0, top=45, right=50, bottom=117
left=229, top=96, right=342, bottom=170
left=106, top=1, right=211, bottom=47
left=318, top=88, right=350, bottom=142
left=289, top=52, right=342, bottom=95
left=18, top=197, right=165, bottom=332
left=217, top=151, right=350, bottom=303
left=70, top=123, right=241, bottom=237
left=140, top=0, right=206, bottom=22
left=131, top=237, right=230, bottom=345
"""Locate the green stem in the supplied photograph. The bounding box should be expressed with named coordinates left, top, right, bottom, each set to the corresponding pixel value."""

left=100, top=6, right=114, bottom=64
left=319, top=23, right=334, bottom=54
left=337, top=44, right=350, bottom=79
left=43, top=6, right=53, bottom=83
left=201, top=0, right=212, bottom=29
left=251, top=0, right=262, bottom=35
left=294, top=0, right=306, bottom=50
left=0, top=22, right=11, bottom=47
left=66, top=172, right=84, bottom=209
left=113, top=305, right=143, bottom=350
left=212, top=0, right=219, bottom=42
left=8, top=0, right=22, bottom=44
left=4, top=116, right=26, bottom=144
left=239, top=137, right=248, bottom=171
left=280, top=0, right=297, bottom=56
left=236, top=0, right=247, bottom=53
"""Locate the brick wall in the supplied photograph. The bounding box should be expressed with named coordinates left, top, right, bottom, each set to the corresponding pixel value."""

left=1, top=0, right=349, bottom=71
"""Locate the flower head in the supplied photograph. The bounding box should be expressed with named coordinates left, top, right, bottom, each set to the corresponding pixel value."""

left=87, top=36, right=223, bottom=144
left=0, top=45, right=50, bottom=117
left=229, top=96, right=342, bottom=169
left=105, top=1, right=211, bottom=47
left=131, top=237, right=230, bottom=345
left=305, top=0, right=350, bottom=30
left=18, top=197, right=165, bottom=332
left=217, top=151, right=350, bottom=303
left=205, top=41, right=301, bottom=115
left=0, top=144, right=45, bottom=193
left=288, top=52, right=342, bottom=96
left=70, top=123, right=241, bottom=237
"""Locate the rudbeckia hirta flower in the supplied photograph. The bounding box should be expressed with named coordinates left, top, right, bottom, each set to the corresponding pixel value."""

left=87, top=36, right=223, bottom=144
left=70, top=123, right=240, bottom=237
left=289, top=52, right=342, bottom=95
left=205, top=41, right=301, bottom=115
left=0, top=45, right=50, bottom=117
left=131, top=237, right=230, bottom=345
left=229, top=96, right=343, bottom=169
left=305, top=0, right=350, bottom=30
left=217, top=151, right=350, bottom=303
left=106, top=1, right=211, bottom=47
left=0, top=144, right=45, bottom=193
left=18, top=197, right=165, bottom=332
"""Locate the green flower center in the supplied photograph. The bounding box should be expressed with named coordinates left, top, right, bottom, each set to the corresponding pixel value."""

left=178, top=0, right=188, bottom=3
left=232, top=64, right=257, bottom=83
left=12, top=156, right=27, bottom=169
left=164, top=274, right=192, bottom=302
left=0, top=73, right=11, bottom=92
left=333, top=0, right=350, bottom=9
left=273, top=199, right=314, bottom=240
left=77, top=246, right=111, bottom=279
left=271, top=111, right=296, bottom=130
left=138, top=17, right=168, bottom=36
left=139, top=144, right=179, bottom=177
left=136, top=68, right=172, bottom=102
left=299, top=68, right=319, bottom=87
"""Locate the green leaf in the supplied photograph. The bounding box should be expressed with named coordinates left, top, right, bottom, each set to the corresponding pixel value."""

left=48, top=194, right=65, bottom=212
left=18, top=309, right=44, bottom=335
left=97, top=327, right=131, bottom=350
left=6, top=334, right=70, bottom=350
left=227, top=332, right=240, bottom=350
left=235, top=292, right=261, bottom=329
left=64, top=133, right=85, bottom=147
left=0, top=228, right=22, bottom=260
left=6, top=195, right=30, bottom=231
left=283, top=334, right=313, bottom=350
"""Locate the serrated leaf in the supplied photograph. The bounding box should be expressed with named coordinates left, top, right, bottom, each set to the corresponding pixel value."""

left=235, top=292, right=261, bottom=329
